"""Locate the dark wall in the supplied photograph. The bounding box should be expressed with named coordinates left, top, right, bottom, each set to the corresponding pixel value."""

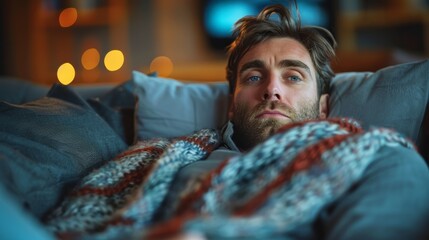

left=0, top=1, right=8, bottom=75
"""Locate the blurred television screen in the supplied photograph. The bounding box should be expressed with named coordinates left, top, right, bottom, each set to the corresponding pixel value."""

left=202, top=0, right=334, bottom=51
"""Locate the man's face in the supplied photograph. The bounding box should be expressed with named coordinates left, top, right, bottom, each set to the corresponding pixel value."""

left=230, top=37, right=328, bottom=150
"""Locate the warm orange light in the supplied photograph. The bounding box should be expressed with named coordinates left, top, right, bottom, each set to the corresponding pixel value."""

left=57, top=63, right=75, bottom=85
left=81, top=48, right=100, bottom=70
left=150, top=56, right=173, bottom=77
left=59, top=8, right=78, bottom=27
left=104, top=50, right=124, bottom=71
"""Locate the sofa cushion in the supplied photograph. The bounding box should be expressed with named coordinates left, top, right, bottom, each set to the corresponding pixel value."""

left=0, top=77, right=47, bottom=104
left=329, top=59, right=429, bottom=146
left=0, top=84, right=127, bottom=218
left=133, top=71, right=229, bottom=140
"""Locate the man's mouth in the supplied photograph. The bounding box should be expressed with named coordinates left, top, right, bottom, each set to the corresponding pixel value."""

left=256, top=110, right=289, bottom=119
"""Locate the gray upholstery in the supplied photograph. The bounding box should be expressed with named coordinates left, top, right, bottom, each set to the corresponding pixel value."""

left=0, top=84, right=127, bottom=217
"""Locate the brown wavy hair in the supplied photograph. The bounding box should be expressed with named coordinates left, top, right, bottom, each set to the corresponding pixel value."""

left=226, top=3, right=337, bottom=96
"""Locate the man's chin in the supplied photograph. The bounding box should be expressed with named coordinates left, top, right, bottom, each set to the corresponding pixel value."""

left=260, top=117, right=291, bottom=126
left=257, top=118, right=290, bottom=137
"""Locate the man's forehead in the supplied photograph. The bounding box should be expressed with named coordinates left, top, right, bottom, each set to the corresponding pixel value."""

left=237, top=37, right=315, bottom=72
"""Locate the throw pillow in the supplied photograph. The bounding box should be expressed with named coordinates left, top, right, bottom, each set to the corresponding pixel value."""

left=133, top=71, right=229, bottom=140
left=329, top=59, right=429, bottom=145
left=0, top=84, right=128, bottom=218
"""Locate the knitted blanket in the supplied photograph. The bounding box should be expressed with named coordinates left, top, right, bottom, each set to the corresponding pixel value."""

left=45, top=118, right=415, bottom=239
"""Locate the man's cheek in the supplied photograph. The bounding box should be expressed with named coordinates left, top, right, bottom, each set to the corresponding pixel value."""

left=235, top=87, right=256, bottom=100
left=236, top=91, right=258, bottom=110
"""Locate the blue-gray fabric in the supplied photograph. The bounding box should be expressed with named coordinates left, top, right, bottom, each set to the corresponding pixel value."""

left=86, top=80, right=137, bottom=145
left=317, top=146, right=429, bottom=240
left=132, top=71, right=230, bottom=140
left=0, top=84, right=127, bottom=218
left=329, top=59, right=429, bottom=147
left=0, top=77, right=47, bottom=104
left=0, top=184, right=54, bottom=240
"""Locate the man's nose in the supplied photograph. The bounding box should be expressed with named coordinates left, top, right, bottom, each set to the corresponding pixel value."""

left=262, top=77, right=282, bottom=101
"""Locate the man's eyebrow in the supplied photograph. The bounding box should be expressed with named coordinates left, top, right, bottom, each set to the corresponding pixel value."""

left=239, top=60, right=265, bottom=75
left=239, top=59, right=312, bottom=77
left=279, top=59, right=312, bottom=77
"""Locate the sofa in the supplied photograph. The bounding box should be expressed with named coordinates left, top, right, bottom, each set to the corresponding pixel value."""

left=1, top=59, right=429, bottom=239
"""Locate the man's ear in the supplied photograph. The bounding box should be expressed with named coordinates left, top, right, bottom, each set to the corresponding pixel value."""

left=319, top=94, right=329, bottom=119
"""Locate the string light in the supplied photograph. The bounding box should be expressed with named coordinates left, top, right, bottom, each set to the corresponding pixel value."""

left=104, top=50, right=124, bottom=71
left=59, top=8, right=78, bottom=27
left=150, top=56, right=173, bottom=77
left=57, top=63, right=75, bottom=85
left=81, top=48, right=100, bottom=70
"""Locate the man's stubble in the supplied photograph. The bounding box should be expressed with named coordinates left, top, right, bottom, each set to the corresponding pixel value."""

left=231, top=99, right=320, bottom=151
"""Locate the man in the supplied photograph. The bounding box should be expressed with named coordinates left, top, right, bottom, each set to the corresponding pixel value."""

left=46, top=4, right=429, bottom=240
left=168, top=3, right=336, bottom=203
left=161, top=3, right=429, bottom=239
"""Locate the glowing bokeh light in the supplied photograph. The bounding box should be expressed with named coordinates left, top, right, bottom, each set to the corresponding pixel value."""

left=81, top=48, right=100, bottom=70
left=59, top=8, right=78, bottom=28
left=104, top=50, right=124, bottom=71
left=150, top=56, right=173, bottom=77
left=57, top=63, right=75, bottom=85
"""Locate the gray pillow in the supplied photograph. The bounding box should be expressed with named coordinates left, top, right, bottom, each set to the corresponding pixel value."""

left=133, top=71, right=229, bottom=140
left=329, top=59, right=429, bottom=145
left=0, top=84, right=128, bottom=218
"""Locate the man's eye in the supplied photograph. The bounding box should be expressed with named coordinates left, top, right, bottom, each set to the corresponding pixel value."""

left=288, top=75, right=302, bottom=82
left=247, top=76, right=261, bottom=83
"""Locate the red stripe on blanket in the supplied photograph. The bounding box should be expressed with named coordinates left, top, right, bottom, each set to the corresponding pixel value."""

left=277, top=118, right=363, bottom=135
left=71, top=164, right=155, bottom=197
left=112, top=146, right=165, bottom=161
left=145, top=212, right=198, bottom=239
left=70, top=147, right=164, bottom=197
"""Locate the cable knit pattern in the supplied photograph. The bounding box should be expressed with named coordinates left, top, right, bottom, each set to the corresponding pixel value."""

left=45, top=129, right=220, bottom=237
left=45, top=119, right=415, bottom=240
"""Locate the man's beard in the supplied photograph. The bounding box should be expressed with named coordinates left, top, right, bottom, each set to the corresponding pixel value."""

left=231, top=99, right=320, bottom=151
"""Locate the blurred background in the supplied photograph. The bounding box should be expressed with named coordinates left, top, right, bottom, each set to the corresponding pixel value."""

left=0, top=0, right=428, bottom=85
